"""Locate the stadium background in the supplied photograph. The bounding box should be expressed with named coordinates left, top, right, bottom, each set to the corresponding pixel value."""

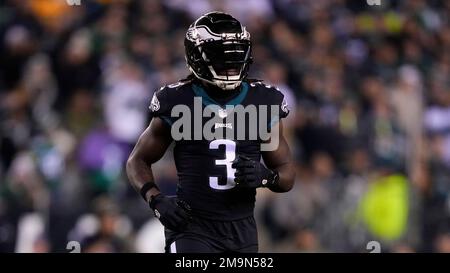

left=1, top=0, right=450, bottom=253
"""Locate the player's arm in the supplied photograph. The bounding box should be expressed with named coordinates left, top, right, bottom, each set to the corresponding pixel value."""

left=260, top=121, right=295, bottom=192
left=233, top=121, right=295, bottom=192
left=126, top=117, right=191, bottom=231
left=126, top=117, right=171, bottom=201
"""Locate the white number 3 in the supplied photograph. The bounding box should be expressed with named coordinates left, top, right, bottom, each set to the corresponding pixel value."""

left=209, top=139, right=236, bottom=190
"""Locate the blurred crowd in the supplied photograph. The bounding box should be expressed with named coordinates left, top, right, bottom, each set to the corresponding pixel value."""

left=1, top=0, right=450, bottom=253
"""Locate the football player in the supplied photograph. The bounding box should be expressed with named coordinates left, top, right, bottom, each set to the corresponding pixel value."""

left=126, top=11, right=295, bottom=253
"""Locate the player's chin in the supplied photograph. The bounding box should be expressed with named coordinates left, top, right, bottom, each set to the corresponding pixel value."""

left=217, top=68, right=240, bottom=77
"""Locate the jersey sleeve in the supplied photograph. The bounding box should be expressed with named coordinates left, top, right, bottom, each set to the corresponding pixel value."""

left=265, top=85, right=290, bottom=129
left=149, top=86, right=173, bottom=126
left=273, top=88, right=290, bottom=120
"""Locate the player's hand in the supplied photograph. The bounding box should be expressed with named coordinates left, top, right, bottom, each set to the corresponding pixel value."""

left=232, top=155, right=279, bottom=189
left=149, top=194, right=192, bottom=231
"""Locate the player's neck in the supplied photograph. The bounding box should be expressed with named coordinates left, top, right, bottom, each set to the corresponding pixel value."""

left=200, top=81, right=241, bottom=104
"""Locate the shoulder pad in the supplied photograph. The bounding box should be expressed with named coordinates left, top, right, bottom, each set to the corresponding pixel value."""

left=149, top=81, right=193, bottom=124
left=249, top=81, right=281, bottom=91
left=248, top=81, right=289, bottom=119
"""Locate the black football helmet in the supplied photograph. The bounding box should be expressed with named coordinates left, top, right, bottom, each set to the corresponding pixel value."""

left=184, top=11, right=252, bottom=90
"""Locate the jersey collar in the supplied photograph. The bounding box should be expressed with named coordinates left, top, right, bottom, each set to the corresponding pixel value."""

left=192, top=82, right=249, bottom=107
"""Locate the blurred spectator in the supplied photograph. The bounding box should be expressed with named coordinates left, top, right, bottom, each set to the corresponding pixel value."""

left=70, top=196, right=132, bottom=253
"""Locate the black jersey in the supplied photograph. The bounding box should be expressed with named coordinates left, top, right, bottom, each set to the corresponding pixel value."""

left=149, top=79, right=289, bottom=220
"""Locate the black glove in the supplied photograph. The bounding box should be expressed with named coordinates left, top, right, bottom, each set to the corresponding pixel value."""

left=149, top=194, right=192, bottom=231
left=232, top=155, right=279, bottom=189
